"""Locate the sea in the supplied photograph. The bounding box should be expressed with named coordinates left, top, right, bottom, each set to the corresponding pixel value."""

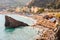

left=0, top=0, right=39, bottom=40
left=0, top=14, right=38, bottom=40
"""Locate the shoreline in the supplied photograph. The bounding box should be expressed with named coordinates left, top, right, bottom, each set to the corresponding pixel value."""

left=0, top=11, right=58, bottom=40
left=0, top=11, right=37, bottom=22
left=0, top=13, right=37, bottom=25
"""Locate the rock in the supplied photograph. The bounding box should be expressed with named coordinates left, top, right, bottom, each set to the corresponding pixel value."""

left=5, top=16, right=29, bottom=28
left=56, top=28, right=60, bottom=40
left=35, top=28, right=57, bottom=40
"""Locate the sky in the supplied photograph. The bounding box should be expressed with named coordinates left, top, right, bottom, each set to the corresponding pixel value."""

left=0, top=0, right=30, bottom=7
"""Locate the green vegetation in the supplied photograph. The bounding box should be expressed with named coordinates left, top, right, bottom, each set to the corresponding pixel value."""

left=37, top=8, right=44, bottom=13
left=55, top=13, right=60, bottom=18
left=47, top=3, right=60, bottom=9
left=44, top=0, right=60, bottom=9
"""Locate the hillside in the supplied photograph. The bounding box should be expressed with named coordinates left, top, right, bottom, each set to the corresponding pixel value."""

left=27, top=0, right=60, bottom=9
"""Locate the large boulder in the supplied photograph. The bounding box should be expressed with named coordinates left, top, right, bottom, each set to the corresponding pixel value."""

left=5, top=16, right=29, bottom=28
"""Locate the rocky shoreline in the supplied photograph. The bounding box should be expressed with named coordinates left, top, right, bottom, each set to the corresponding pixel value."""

left=0, top=9, right=60, bottom=40
left=3, top=13, right=59, bottom=40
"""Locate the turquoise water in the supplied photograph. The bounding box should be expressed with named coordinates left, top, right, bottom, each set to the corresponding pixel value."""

left=0, top=14, right=38, bottom=40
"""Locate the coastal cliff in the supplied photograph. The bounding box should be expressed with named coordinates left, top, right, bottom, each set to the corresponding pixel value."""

left=5, top=16, right=29, bottom=28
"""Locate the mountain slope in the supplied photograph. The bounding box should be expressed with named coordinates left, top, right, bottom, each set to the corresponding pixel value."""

left=27, top=0, right=60, bottom=9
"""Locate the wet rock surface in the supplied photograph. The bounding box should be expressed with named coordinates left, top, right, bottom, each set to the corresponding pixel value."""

left=5, top=16, right=29, bottom=28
